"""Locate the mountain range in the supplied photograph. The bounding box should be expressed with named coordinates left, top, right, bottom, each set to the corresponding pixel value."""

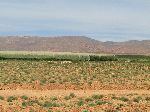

left=0, top=36, right=150, bottom=55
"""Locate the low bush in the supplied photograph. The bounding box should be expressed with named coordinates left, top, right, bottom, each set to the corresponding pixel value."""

left=77, top=100, right=84, bottom=106
left=7, top=96, right=17, bottom=102
left=91, top=94, right=103, bottom=100
left=118, top=97, right=129, bottom=102
left=133, top=96, right=142, bottom=103
left=0, top=96, right=4, bottom=100
left=21, top=95, right=28, bottom=100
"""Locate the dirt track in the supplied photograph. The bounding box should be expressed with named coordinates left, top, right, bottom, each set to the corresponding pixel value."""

left=1, top=90, right=150, bottom=97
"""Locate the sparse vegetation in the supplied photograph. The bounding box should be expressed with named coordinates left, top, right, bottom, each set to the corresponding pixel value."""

left=0, top=93, right=149, bottom=111
left=0, top=52, right=150, bottom=111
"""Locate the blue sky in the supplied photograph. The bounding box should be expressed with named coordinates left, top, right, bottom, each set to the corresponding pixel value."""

left=0, top=0, right=150, bottom=41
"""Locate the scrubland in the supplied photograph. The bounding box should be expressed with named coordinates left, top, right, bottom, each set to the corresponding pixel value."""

left=0, top=52, right=150, bottom=112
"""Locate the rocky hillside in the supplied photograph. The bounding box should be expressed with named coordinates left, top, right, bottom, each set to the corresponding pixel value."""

left=0, top=36, right=150, bottom=55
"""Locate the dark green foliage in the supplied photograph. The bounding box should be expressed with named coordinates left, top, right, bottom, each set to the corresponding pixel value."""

left=0, top=52, right=149, bottom=62
left=116, top=55, right=150, bottom=62
left=89, top=55, right=118, bottom=61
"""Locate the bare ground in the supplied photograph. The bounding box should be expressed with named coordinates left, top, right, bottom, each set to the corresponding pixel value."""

left=1, top=90, right=150, bottom=98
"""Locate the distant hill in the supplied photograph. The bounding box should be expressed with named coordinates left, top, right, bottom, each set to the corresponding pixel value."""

left=0, top=36, right=150, bottom=55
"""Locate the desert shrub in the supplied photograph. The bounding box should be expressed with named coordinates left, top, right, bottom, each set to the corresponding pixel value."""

left=43, top=101, right=60, bottom=107
left=64, top=96, right=71, bottom=100
left=69, top=93, right=76, bottom=98
left=87, top=102, right=96, bottom=107
left=95, top=100, right=108, bottom=105
left=112, top=96, right=118, bottom=100
left=21, top=100, right=40, bottom=107
left=7, top=96, right=17, bottom=102
left=29, top=109, right=34, bottom=112
left=21, top=95, right=28, bottom=100
left=50, top=96, right=58, bottom=101
left=40, top=79, right=47, bottom=84
left=91, top=94, right=103, bottom=100
left=82, top=110, right=90, bottom=112
left=64, top=93, right=76, bottom=100
left=22, top=101, right=28, bottom=107
left=27, top=100, right=34, bottom=106
left=118, top=97, right=129, bottom=102
left=48, top=110, right=53, bottom=112
left=133, top=96, right=142, bottom=103
left=77, top=100, right=84, bottom=106
left=145, top=97, right=150, bottom=101
left=85, top=97, right=93, bottom=102
left=116, top=103, right=124, bottom=110
left=0, top=96, right=4, bottom=100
